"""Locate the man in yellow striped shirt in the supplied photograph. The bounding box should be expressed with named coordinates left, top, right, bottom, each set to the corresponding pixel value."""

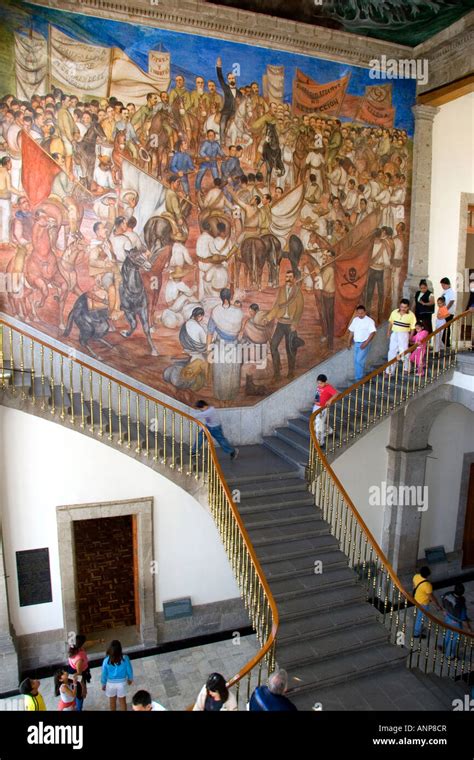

left=386, top=298, right=416, bottom=374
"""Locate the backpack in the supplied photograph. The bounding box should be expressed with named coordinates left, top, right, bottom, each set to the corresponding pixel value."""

left=442, top=592, right=464, bottom=622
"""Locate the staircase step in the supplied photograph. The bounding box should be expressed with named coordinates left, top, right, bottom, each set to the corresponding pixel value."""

left=67, top=392, right=91, bottom=418
left=284, top=642, right=407, bottom=696
left=278, top=601, right=377, bottom=641
left=49, top=384, right=71, bottom=410
left=250, top=525, right=331, bottom=549
left=238, top=492, right=314, bottom=514
left=262, top=436, right=307, bottom=467
left=274, top=427, right=310, bottom=455
left=29, top=376, right=52, bottom=399
left=257, top=534, right=339, bottom=563
left=287, top=417, right=311, bottom=438
left=245, top=511, right=323, bottom=532
left=277, top=583, right=367, bottom=620
left=260, top=549, right=348, bottom=580
left=237, top=477, right=307, bottom=499
left=277, top=621, right=389, bottom=667
left=224, top=467, right=299, bottom=486
left=271, top=565, right=357, bottom=599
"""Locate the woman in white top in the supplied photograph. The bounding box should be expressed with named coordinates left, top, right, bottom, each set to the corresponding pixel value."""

left=54, top=669, right=77, bottom=711
left=193, top=673, right=238, bottom=712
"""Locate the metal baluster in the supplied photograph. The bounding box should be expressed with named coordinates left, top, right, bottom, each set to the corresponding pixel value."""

left=135, top=394, right=141, bottom=453
left=50, top=350, right=55, bottom=414
left=98, top=375, right=103, bottom=436
left=40, top=345, right=46, bottom=408
left=19, top=333, right=25, bottom=398
left=153, top=402, right=159, bottom=460
left=145, top=399, right=150, bottom=457
left=126, top=389, right=131, bottom=448
left=178, top=415, right=184, bottom=472
left=69, top=359, right=75, bottom=425
left=117, top=386, right=123, bottom=445
left=88, top=370, right=94, bottom=431
left=107, top=381, right=113, bottom=440
left=79, top=365, right=85, bottom=428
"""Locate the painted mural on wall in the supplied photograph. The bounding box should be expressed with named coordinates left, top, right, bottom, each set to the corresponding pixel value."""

left=0, top=3, right=416, bottom=407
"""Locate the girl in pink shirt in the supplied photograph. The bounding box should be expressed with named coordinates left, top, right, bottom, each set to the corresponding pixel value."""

left=409, top=322, right=429, bottom=376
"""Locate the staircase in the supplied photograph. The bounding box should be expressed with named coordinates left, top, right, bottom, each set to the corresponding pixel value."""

left=1, top=315, right=471, bottom=710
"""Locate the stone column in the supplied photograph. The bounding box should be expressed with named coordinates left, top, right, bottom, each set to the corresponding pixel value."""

left=0, top=528, right=19, bottom=693
left=381, top=445, right=432, bottom=574
left=403, top=104, right=440, bottom=303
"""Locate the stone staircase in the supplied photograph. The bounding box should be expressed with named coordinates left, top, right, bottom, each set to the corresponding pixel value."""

left=0, top=348, right=461, bottom=710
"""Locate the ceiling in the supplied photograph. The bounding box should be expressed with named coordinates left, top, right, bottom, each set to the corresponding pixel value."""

left=205, top=0, right=474, bottom=47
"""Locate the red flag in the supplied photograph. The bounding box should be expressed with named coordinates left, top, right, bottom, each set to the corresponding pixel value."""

left=21, top=131, right=61, bottom=206
left=333, top=211, right=381, bottom=337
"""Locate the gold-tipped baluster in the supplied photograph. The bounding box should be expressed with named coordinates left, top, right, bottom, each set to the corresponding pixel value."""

left=98, top=375, right=103, bottom=436
left=359, top=382, right=365, bottom=434
left=88, top=370, right=94, bottom=431
left=346, top=394, right=352, bottom=441
left=393, top=357, right=399, bottom=408
left=9, top=327, right=15, bottom=394
left=162, top=408, right=167, bottom=463
left=50, top=350, right=55, bottom=414
left=30, top=339, right=35, bottom=404
left=135, top=394, right=141, bottom=453
left=69, top=358, right=74, bottom=425
left=0, top=324, right=4, bottom=389
left=19, top=333, right=25, bottom=398
left=153, top=402, right=158, bottom=460
left=187, top=419, right=192, bottom=475
left=59, top=354, right=66, bottom=419
left=117, top=386, right=123, bottom=444
left=374, top=373, right=380, bottom=421
left=108, top=381, right=113, bottom=441
left=144, top=399, right=150, bottom=457
left=126, top=389, right=131, bottom=448
left=79, top=365, right=85, bottom=428
left=353, top=387, right=359, bottom=436
left=338, top=397, right=344, bottom=447
left=178, top=415, right=183, bottom=472
left=40, top=345, right=45, bottom=409
left=170, top=411, right=176, bottom=468
left=366, top=378, right=372, bottom=429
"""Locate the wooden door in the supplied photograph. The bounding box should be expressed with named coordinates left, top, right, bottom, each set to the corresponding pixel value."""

left=462, top=463, right=474, bottom=568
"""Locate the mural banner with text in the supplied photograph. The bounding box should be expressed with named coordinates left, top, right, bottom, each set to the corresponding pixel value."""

left=14, top=29, right=48, bottom=101
left=50, top=26, right=111, bottom=97
left=292, top=70, right=350, bottom=116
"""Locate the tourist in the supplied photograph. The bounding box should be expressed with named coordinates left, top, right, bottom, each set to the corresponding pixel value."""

left=100, top=639, right=133, bottom=711
left=414, top=279, right=435, bottom=333
left=386, top=298, right=416, bottom=375
left=193, top=399, right=239, bottom=460
left=67, top=634, right=94, bottom=711
left=192, top=672, right=238, bottom=711
left=439, top=277, right=456, bottom=348
left=412, top=566, right=442, bottom=639
left=312, top=374, right=338, bottom=447
left=19, top=677, right=46, bottom=711
left=434, top=296, right=450, bottom=354
left=347, top=304, right=377, bottom=381
left=409, top=321, right=429, bottom=376
left=249, top=670, right=297, bottom=711
left=132, top=689, right=167, bottom=711
left=440, top=583, right=472, bottom=658
left=54, top=669, right=78, bottom=711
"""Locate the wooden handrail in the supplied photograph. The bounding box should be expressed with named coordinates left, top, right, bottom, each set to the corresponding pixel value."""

left=309, top=309, right=474, bottom=640
left=0, top=314, right=279, bottom=692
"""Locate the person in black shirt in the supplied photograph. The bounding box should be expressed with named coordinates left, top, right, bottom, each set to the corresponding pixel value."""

left=414, top=279, right=435, bottom=333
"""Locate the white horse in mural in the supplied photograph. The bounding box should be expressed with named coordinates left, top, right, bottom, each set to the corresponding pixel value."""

left=225, top=97, right=254, bottom=156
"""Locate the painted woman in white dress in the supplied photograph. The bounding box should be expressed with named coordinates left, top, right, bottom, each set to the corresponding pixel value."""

left=208, top=288, right=243, bottom=402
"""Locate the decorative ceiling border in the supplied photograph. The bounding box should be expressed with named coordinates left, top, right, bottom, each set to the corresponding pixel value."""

left=24, top=0, right=413, bottom=69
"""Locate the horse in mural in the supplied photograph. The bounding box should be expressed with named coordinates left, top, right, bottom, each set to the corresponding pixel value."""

left=119, top=248, right=158, bottom=356
left=63, top=292, right=112, bottom=359
left=73, top=119, right=107, bottom=187
left=261, top=122, right=284, bottom=185
left=238, top=233, right=281, bottom=290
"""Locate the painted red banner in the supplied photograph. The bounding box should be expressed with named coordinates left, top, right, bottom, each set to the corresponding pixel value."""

left=356, top=97, right=395, bottom=128
left=21, top=131, right=61, bottom=206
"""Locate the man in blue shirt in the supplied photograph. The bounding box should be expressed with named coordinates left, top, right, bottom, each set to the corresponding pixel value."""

left=195, top=129, right=225, bottom=191
left=221, top=144, right=243, bottom=200
left=249, top=670, right=297, bottom=711
left=169, top=138, right=194, bottom=196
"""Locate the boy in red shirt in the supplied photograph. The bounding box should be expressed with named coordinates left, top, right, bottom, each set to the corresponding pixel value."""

left=312, top=374, right=339, bottom=447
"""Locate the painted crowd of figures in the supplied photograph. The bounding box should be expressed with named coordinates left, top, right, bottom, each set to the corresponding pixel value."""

left=0, top=54, right=411, bottom=406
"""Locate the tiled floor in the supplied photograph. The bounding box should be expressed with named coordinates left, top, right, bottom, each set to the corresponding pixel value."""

left=0, top=634, right=260, bottom=712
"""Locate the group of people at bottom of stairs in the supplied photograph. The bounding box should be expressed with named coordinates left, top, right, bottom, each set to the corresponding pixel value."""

left=18, top=639, right=298, bottom=712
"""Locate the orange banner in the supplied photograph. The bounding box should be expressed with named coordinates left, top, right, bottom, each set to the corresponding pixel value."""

left=356, top=97, right=395, bottom=128
left=21, top=132, right=61, bottom=206
left=333, top=211, right=381, bottom=336
left=292, top=70, right=350, bottom=117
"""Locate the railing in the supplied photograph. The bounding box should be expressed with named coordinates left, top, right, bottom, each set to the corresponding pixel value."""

left=0, top=315, right=278, bottom=707
left=308, top=310, right=474, bottom=679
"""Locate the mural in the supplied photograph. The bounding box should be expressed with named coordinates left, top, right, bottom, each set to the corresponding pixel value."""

left=0, top=3, right=416, bottom=407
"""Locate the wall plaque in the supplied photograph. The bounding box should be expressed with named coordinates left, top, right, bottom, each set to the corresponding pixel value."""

left=16, top=548, right=53, bottom=607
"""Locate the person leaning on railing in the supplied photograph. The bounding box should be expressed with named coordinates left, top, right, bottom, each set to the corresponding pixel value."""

left=412, top=565, right=443, bottom=639
left=248, top=669, right=297, bottom=711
